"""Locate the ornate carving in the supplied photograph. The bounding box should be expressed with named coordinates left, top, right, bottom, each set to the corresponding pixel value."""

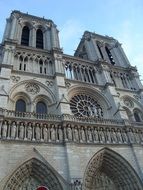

left=70, top=94, right=103, bottom=118
left=25, top=83, right=40, bottom=95
left=133, top=94, right=141, bottom=101
left=11, top=76, right=20, bottom=83
left=123, top=98, right=134, bottom=108
left=46, top=80, right=54, bottom=87
left=72, top=179, right=82, bottom=190
left=65, top=81, right=71, bottom=88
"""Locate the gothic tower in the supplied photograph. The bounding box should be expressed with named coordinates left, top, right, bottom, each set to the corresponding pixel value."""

left=0, top=11, right=143, bottom=190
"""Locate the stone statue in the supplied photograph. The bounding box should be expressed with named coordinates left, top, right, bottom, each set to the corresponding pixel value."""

left=134, top=129, right=140, bottom=143
left=67, top=125, right=72, bottom=141
left=2, top=121, right=8, bottom=138
left=80, top=127, right=86, bottom=142
left=74, top=126, right=79, bottom=141
left=111, top=128, right=117, bottom=143
left=87, top=127, right=93, bottom=142
left=99, top=128, right=105, bottom=143
left=93, top=127, right=99, bottom=143
left=11, top=122, right=17, bottom=139
left=58, top=126, right=63, bottom=141
left=122, top=130, right=128, bottom=143
left=19, top=123, right=24, bottom=140
left=35, top=124, right=41, bottom=141
left=116, top=129, right=123, bottom=143
left=128, top=128, right=135, bottom=143
left=50, top=125, right=56, bottom=141
left=27, top=123, right=32, bottom=140
left=106, top=128, right=111, bottom=143
left=43, top=124, right=48, bottom=142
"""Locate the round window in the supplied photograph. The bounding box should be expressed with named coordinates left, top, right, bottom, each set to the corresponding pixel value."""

left=70, top=94, right=103, bottom=117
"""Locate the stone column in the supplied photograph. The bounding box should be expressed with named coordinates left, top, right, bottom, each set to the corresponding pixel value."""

left=10, top=15, right=17, bottom=40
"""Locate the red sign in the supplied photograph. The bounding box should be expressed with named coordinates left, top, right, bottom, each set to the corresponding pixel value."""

left=37, top=186, right=48, bottom=190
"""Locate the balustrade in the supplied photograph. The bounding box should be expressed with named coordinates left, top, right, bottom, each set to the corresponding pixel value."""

left=64, top=60, right=97, bottom=84
left=0, top=118, right=143, bottom=145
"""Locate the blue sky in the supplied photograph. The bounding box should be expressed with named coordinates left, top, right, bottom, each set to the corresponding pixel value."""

left=0, top=0, right=143, bottom=80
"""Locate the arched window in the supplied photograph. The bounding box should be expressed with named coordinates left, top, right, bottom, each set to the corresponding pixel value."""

left=15, top=99, right=26, bottom=112
left=134, top=111, right=141, bottom=122
left=36, top=29, right=43, bottom=49
left=97, top=43, right=104, bottom=59
left=36, top=101, right=47, bottom=114
left=21, top=26, right=30, bottom=46
left=105, top=46, right=115, bottom=65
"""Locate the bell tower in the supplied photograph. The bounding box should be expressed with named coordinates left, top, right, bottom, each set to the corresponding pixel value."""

left=2, top=10, right=60, bottom=51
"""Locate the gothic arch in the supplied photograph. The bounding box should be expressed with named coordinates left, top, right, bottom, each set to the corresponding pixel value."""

left=83, top=147, right=143, bottom=190
left=68, top=85, right=112, bottom=118
left=3, top=158, right=63, bottom=190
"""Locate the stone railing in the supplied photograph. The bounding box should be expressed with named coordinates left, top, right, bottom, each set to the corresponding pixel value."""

left=0, top=108, right=124, bottom=126
left=0, top=117, right=143, bottom=145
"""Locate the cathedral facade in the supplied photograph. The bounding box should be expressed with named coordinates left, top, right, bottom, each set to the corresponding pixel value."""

left=0, top=10, right=143, bottom=190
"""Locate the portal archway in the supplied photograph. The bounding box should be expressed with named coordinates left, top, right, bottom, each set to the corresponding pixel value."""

left=83, top=148, right=143, bottom=190
left=4, top=158, right=63, bottom=190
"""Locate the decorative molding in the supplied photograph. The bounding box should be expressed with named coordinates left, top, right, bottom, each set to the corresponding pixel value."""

left=46, top=80, right=53, bottom=87
left=11, top=76, right=20, bottom=83
left=123, top=98, right=134, bottom=108
left=25, top=83, right=40, bottom=95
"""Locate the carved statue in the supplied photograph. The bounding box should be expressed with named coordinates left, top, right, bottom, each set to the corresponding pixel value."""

left=43, top=124, right=48, bottom=142
left=111, top=128, right=117, bottom=143
left=134, top=129, right=140, bottom=143
left=99, top=128, right=105, bottom=143
left=67, top=125, right=72, bottom=141
left=2, top=121, right=8, bottom=138
left=35, top=124, right=41, bottom=141
left=11, top=122, right=17, bottom=139
left=93, top=127, right=99, bottom=143
left=116, top=129, right=123, bottom=143
left=87, top=127, right=93, bottom=142
left=74, top=126, right=79, bottom=141
left=58, top=126, right=63, bottom=141
left=122, top=130, right=128, bottom=143
left=106, top=128, right=111, bottom=143
left=27, top=123, right=32, bottom=140
left=19, top=123, right=24, bottom=139
left=128, top=128, right=135, bottom=143
left=81, top=127, right=86, bottom=142
left=50, top=125, right=56, bottom=141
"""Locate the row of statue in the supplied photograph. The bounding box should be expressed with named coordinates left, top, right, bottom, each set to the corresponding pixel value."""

left=0, top=120, right=142, bottom=144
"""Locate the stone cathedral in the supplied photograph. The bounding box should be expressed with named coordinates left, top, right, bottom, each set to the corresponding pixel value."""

left=0, top=10, right=143, bottom=190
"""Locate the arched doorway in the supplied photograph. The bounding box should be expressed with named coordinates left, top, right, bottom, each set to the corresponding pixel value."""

left=83, top=148, right=143, bottom=190
left=4, top=158, right=63, bottom=190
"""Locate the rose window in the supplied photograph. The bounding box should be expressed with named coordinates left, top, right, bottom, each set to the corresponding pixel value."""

left=70, top=94, right=103, bottom=117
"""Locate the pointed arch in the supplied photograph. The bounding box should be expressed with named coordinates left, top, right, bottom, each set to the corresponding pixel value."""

left=36, top=29, right=44, bottom=49
left=83, top=147, right=143, bottom=190
left=4, top=158, right=63, bottom=190
left=21, top=26, right=30, bottom=46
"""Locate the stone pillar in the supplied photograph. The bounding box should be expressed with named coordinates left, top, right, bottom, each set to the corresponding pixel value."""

left=2, top=18, right=11, bottom=42
left=31, top=27, right=36, bottom=47
left=51, top=24, right=60, bottom=49
left=10, top=15, right=17, bottom=40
